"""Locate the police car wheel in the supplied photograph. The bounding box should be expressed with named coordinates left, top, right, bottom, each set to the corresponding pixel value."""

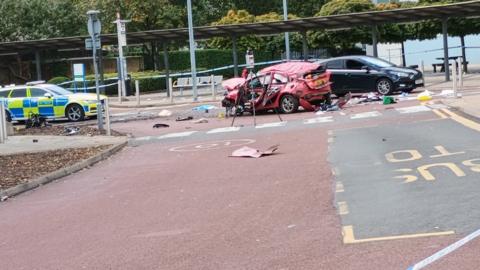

left=5, top=110, right=11, bottom=122
left=66, top=104, right=85, bottom=122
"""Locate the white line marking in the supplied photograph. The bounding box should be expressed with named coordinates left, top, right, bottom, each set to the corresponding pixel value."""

left=207, top=127, right=241, bottom=134
left=255, top=121, right=287, bottom=129
left=407, top=228, right=480, bottom=270
left=396, top=105, right=431, bottom=114
left=428, top=104, right=449, bottom=110
left=304, top=116, right=334, bottom=124
left=158, top=131, right=198, bottom=139
left=350, top=111, right=381, bottom=119
left=134, top=136, right=152, bottom=141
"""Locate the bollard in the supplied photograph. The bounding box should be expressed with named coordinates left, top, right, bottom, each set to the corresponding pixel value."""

left=458, top=57, right=464, bottom=90
left=118, top=80, right=122, bottom=103
left=135, top=80, right=140, bottom=106
left=168, top=78, right=174, bottom=104
left=420, top=60, right=426, bottom=86
left=451, top=59, right=458, bottom=98
left=211, top=74, right=216, bottom=101
left=104, top=99, right=111, bottom=136
left=0, top=102, right=7, bottom=143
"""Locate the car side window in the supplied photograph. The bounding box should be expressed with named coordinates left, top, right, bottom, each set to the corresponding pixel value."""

left=0, top=90, right=11, bottom=98
left=326, top=60, right=344, bottom=69
left=30, top=88, right=47, bottom=97
left=10, top=88, right=27, bottom=98
left=346, top=60, right=364, bottom=70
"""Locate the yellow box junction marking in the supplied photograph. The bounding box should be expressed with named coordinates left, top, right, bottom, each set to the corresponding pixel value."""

left=342, top=225, right=455, bottom=244
left=337, top=201, right=349, bottom=215
left=335, top=182, right=345, bottom=193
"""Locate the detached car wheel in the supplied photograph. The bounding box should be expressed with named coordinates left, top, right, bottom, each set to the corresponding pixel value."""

left=279, top=94, right=299, bottom=114
left=376, top=78, right=394, bottom=95
left=66, top=104, right=85, bottom=122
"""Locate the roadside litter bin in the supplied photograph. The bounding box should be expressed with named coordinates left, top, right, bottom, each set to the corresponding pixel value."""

left=125, top=75, right=132, bottom=96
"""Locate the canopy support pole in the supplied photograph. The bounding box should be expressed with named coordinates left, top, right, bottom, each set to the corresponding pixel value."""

left=232, top=36, right=238, bottom=77
left=371, top=25, right=378, bottom=58
left=302, top=32, right=308, bottom=61
left=442, top=19, right=450, bottom=81
left=35, top=51, right=42, bottom=80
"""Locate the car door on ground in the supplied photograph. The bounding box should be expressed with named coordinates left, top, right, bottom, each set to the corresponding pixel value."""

left=344, top=59, right=376, bottom=92
left=29, top=87, right=55, bottom=117
left=324, top=59, right=348, bottom=96
left=8, top=88, right=29, bottom=119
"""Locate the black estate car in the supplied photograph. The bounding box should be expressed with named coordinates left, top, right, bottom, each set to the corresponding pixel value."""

left=317, top=56, right=424, bottom=96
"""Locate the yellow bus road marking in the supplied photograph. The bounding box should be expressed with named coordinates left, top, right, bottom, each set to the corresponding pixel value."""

left=335, top=182, right=344, bottom=193
left=337, top=201, right=349, bottom=215
left=441, top=109, right=480, bottom=133
left=432, top=109, right=448, bottom=119
left=342, top=225, right=455, bottom=244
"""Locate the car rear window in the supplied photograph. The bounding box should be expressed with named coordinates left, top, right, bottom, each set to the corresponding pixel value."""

left=326, top=60, right=344, bottom=69
left=10, top=88, right=27, bottom=98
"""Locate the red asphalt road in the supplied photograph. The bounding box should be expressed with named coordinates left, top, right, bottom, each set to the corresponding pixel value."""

left=1, top=100, right=478, bottom=269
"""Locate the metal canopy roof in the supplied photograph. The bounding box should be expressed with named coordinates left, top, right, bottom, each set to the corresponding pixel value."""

left=1, top=0, right=480, bottom=54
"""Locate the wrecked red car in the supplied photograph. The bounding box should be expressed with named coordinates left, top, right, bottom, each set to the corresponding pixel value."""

left=221, top=61, right=331, bottom=115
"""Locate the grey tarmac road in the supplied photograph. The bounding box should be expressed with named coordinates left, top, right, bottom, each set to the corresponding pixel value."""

left=1, top=100, right=480, bottom=270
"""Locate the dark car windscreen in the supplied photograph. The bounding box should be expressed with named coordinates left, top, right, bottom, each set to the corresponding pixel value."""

left=44, top=85, right=73, bottom=96
left=363, top=57, right=395, bottom=68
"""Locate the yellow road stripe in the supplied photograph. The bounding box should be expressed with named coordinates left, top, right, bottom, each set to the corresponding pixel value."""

left=432, top=109, right=448, bottom=119
left=335, top=182, right=344, bottom=193
left=342, top=225, right=455, bottom=244
left=441, top=109, right=480, bottom=133
left=338, top=201, right=349, bottom=215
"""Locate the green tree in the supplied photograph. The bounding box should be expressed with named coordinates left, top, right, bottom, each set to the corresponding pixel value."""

left=308, top=0, right=375, bottom=53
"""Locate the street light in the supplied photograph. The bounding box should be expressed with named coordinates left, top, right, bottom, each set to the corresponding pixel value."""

left=86, top=10, right=103, bottom=130
left=283, top=0, right=290, bottom=60
left=186, top=0, right=198, bottom=101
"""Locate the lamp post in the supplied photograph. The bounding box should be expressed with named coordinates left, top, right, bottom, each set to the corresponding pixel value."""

left=187, top=0, right=198, bottom=101
left=87, top=10, right=103, bottom=130
left=283, top=0, right=290, bottom=60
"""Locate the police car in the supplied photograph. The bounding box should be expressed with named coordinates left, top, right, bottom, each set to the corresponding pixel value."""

left=0, top=82, right=107, bottom=122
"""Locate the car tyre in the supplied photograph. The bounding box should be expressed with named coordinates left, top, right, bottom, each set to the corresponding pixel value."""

left=66, top=104, right=85, bottom=122
left=5, top=110, right=11, bottom=122
left=279, top=94, right=299, bottom=114
left=376, top=78, right=394, bottom=95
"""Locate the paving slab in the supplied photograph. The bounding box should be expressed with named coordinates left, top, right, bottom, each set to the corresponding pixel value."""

left=0, top=135, right=127, bottom=155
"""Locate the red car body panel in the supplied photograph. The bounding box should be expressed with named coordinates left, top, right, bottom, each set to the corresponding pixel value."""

left=222, top=61, right=332, bottom=113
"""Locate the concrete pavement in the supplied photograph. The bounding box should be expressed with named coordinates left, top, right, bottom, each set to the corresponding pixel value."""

left=0, top=135, right=127, bottom=155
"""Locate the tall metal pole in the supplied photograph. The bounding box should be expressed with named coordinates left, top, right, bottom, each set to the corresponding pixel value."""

left=187, top=0, right=198, bottom=101
left=283, top=0, right=290, bottom=60
left=232, top=36, right=239, bottom=77
left=163, top=42, right=171, bottom=97
left=371, top=25, right=378, bottom=58
left=87, top=10, right=103, bottom=130
left=442, top=19, right=450, bottom=81
left=114, top=13, right=129, bottom=99
left=35, top=51, right=42, bottom=80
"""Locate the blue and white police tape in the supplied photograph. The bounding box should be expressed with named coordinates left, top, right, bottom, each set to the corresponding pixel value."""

left=65, top=81, right=119, bottom=91
left=407, top=228, right=480, bottom=270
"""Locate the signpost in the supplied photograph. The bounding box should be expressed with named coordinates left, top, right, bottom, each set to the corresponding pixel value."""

left=87, top=10, right=103, bottom=130
left=113, top=13, right=130, bottom=102
left=73, top=63, right=87, bottom=93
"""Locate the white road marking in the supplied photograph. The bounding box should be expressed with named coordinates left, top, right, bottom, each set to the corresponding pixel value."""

left=428, top=103, right=449, bottom=110
left=207, top=127, right=241, bottom=134
left=134, top=136, right=152, bottom=141
left=396, top=105, right=431, bottom=114
left=350, top=111, right=381, bottom=119
left=255, top=122, right=287, bottom=129
left=158, top=131, right=198, bottom=139
left=304, top=116, right=334, bottom=124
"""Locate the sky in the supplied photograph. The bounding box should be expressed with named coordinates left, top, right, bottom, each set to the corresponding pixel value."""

left=404, top=34, right=480, bottom=66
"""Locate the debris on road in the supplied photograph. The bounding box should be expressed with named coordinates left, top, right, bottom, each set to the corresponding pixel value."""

left=176, top=116, right=194, bottom=121
left=383, top=96, right=396, bottom=105
left=192, top=105, right=218, bottom=112
left=152, top=123, right=170, bottom=128
left=158, top=110, right=173, bottom=117
left=193, top=118, right=208, bottom=124
left=64, top=127, right=80, bottom=136
left=230, top=145, right=279, bottom=158
left=417, top=90, right=433, bottom=101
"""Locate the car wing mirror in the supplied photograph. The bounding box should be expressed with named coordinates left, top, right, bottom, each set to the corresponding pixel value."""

left=361, top=66, right=371, bottom=73
left=44, top=93, right=53, bottom=99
